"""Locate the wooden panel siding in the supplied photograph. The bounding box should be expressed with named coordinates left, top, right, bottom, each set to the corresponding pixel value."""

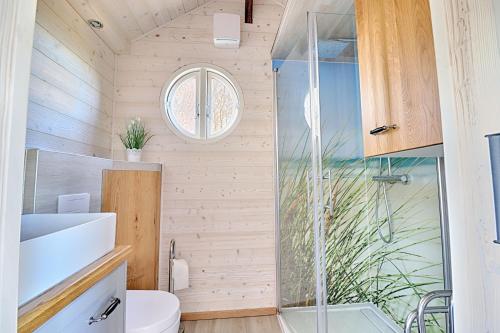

left=113, top=0, right=283, bottom=314
left=26, top=0, right=115, bottom=158
left=67, top=0, right=214, bottom=53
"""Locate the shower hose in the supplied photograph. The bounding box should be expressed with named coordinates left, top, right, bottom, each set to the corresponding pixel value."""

left=375, top=157, right=394, bottom=244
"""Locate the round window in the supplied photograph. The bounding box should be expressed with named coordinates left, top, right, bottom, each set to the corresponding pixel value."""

left=161, top=65, right=243, bottom=142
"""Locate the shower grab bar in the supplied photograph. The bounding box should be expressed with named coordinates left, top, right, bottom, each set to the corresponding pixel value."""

left=404, top=306, right=449, bottom=333
left=416, top=290, right=452, bottom=333
left=168, top=239, right=176, bottom=293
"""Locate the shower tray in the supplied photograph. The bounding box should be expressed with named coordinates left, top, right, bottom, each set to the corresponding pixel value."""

left=279, top=303, right=403, bottom=333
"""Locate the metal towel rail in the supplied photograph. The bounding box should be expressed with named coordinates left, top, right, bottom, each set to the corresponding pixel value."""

left=404, top=289, right=452, bottom=333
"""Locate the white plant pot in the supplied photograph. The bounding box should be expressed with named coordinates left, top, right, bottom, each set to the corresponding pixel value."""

left=126, top=149, right=142, bottom=162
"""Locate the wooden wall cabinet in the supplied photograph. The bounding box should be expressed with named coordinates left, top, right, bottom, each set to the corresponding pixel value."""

left=355, top=0, right=443, bottom=157
left=102, top=170, right=161, bottom=290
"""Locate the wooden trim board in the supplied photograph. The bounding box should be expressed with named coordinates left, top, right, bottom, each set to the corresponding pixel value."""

left=18, top=246, right=132, bottom=333
left=181, top=307, right=277, bottom=321
left=0, top=0, right=37, bottom=331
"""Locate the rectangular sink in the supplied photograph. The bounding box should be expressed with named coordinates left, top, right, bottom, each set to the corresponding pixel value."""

left=18, top=213, right=116, bottom=306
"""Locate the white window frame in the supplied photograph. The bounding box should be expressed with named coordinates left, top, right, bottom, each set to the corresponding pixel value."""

left=161, top=64, right=244, bottom=143
left=165, top=69, right=201, bottom=139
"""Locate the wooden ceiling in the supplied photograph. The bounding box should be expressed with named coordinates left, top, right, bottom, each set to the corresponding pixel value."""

left=69, top=0, right=288, bottom=54
left=68, top=0, right=212, bottom=54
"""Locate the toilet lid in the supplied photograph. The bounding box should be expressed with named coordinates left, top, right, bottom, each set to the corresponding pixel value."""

left=126, top=290, right=180, bottom=333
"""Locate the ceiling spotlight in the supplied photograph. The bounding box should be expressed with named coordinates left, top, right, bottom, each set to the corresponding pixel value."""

left=87, top=19, right=103, bottom=29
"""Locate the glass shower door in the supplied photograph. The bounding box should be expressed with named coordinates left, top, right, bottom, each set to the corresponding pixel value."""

left=274, top=10, right=318, bottom=333
left=307, top=11, right=451, bottom=333
left=307, top=10, right=368, bottom=333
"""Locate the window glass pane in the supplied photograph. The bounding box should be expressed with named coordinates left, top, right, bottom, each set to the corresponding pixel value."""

left=169, top=74, right=198, bottom=137
left=208, top=74, right=239, bottom=138
left=163, top=67, right=241, bottom=141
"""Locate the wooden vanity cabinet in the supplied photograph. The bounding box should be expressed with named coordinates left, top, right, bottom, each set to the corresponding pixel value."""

left=35, top=263, right=126, bottom=333
left=355, top=0, right=442, bottom=157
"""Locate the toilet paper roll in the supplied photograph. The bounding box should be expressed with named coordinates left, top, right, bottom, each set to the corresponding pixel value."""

left=172, top=259, right=189, bottom=291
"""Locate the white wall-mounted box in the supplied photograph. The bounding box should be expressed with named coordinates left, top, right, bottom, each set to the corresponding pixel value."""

left=213, top=13, right=240, bottom=49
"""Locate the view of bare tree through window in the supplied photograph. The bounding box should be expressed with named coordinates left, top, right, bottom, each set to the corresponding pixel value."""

left=165, top=67, right=240, bottom=140
left=170, top=75, right=197, bottom=136
left=208, top=76, right=238, bottom=137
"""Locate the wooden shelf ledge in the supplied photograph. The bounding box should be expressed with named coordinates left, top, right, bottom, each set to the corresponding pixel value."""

left=18, top=245, right=132, bottom=333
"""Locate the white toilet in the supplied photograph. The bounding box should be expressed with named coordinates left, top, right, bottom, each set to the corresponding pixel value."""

left=126, top=290, right=181, bottom=333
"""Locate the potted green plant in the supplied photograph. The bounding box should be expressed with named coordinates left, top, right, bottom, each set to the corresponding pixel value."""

left=119, top=117, right=153, bottom=162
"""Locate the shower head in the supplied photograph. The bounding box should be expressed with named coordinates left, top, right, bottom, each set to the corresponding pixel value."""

left=332, top=38, right=356, bottom=42
left=318, top=40, right=350, bottom=58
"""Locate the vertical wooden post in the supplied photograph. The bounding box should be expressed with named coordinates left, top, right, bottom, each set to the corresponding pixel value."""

left=245, top=0, right=253, bottom=24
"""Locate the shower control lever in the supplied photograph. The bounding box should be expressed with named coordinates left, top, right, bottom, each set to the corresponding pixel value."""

left=370, top=124, right=397, bottom=135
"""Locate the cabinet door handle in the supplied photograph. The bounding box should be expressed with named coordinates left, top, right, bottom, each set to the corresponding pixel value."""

left=89, top=297, right=121, bottom=325
left=370, top=124, right=397, bottom=135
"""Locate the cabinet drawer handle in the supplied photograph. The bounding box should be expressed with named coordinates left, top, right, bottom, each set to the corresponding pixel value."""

left=89, top=297, right=121, bottom=325
left=370, top=124, right=397, bottom=135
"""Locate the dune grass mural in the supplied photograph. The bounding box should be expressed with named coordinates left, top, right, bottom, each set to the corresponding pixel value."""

left=278, top=131, right=446, bottom=332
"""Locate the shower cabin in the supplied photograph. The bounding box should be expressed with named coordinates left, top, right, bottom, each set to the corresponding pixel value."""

left=272, top=5, right=452, bottom=333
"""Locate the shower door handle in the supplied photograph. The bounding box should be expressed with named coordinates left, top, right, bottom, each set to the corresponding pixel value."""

left=306, top=170, right=333, bottom=217
left=323, top=170, right=334, bottom=216
left=306, top=170, right=311, bottom=215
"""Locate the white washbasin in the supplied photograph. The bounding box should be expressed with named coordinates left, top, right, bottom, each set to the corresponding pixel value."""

left=18, top=213, right=116, bottom=306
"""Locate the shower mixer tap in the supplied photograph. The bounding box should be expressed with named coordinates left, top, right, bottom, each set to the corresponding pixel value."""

left=372, top=174, right=409, bottom=184
left=374, top=158, right=409, bottom=244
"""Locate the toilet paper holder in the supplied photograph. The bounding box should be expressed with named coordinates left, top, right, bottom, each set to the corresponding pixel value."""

left=168, top=239, right=176, bottom=293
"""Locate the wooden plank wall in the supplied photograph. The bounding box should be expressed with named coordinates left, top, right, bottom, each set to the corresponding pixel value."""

left=26, top=0, right=115, bottom=158
left=113, top=0, right=283, bottom=313
left=429, top=0, right=500, bottom=331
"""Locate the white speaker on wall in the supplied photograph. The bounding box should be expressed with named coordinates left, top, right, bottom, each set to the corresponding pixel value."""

left=213, top=13, right=241, bottom=49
